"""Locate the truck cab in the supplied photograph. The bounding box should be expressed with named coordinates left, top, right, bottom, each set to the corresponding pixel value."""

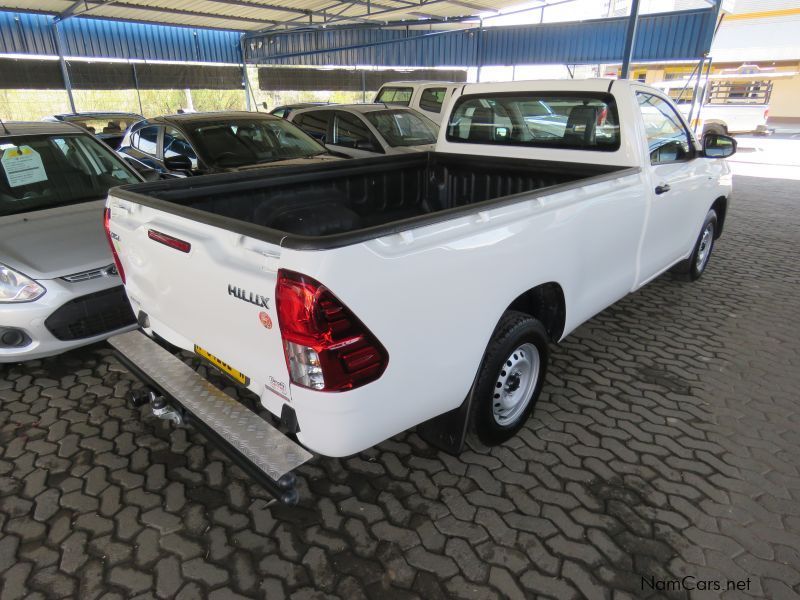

left=374, top=81, right=462, bottom=124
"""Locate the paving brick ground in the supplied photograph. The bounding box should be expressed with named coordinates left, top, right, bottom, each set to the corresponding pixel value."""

left=1, top=175, right=799, bottom=600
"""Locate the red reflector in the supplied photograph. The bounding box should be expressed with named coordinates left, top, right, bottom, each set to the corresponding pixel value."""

left=148, top=229, right=191, bottom=253
left=103, top=207, right=126, bottom=284
left=276, top=269, right=388, bottom=392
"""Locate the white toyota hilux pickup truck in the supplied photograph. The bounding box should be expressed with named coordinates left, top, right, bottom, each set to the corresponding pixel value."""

left=105, top=79, right=735, bottom=503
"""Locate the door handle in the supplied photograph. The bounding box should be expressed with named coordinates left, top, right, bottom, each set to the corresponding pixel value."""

left=655, top=183, right=671, bottom=195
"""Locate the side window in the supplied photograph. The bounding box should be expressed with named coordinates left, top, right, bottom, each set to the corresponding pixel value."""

left=163, top=127, right=198, bottom=169
left=292, top=112, right=330, bottom=142
left=332, top=112, right=378, bottom=151
left=133, top=126, right=159, bottom=156
left=636, top=93, right=693, bottom=164
left=418, top=87, right=447, bottom=113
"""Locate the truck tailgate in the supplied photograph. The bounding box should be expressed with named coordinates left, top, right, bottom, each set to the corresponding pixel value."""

left=106, top=198, right=293, bottom=402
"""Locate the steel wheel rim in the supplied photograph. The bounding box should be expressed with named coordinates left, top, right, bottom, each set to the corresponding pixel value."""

left=492, top=342, right=539, bottom=426
left=696, top=222, right=715, bottom=272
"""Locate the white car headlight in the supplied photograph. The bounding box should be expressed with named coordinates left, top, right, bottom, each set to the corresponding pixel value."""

left=0, top=263, right=46, bottom=302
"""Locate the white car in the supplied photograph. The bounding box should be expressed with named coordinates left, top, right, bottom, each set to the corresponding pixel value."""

left=0, top=122, right=141, bottom=362
left=288, top=104, right=439, bottom=158
left=374, top=81, right=462, bottom=124
left=105, top=79, right=735, bottom=499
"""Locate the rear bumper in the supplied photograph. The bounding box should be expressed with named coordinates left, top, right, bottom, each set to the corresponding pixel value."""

left=108, top=330, right=313, bottom=503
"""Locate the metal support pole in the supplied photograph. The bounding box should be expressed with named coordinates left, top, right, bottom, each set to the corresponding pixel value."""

left=620, top=0, right=640, bottom=79
left=693, top=56, right=713, bottom=136
left=52, top=19, right=76, bottom=113
left=131, top=62, right=144, bottom=115
left=361, top=70, right=366, bottom=103
left=687, top=56, right=706, bottom=127
left=240, top=35, right=251, bottom=111
left=476, top=18, right=483, bottom=83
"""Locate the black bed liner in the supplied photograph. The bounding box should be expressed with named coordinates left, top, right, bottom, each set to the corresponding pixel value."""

left=112, top=151, right=639, bottom=250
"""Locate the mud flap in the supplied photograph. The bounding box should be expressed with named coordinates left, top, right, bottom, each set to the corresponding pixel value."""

left=417, top=395, right=473, bottom=455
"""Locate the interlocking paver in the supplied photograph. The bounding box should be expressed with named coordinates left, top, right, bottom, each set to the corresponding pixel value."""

left=1, top=175, right=799, bottom=598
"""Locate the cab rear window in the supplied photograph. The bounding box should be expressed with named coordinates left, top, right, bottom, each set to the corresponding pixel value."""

left=445, top=93, right=620, bottom=151
left=375, top=87, right=413, bottom=106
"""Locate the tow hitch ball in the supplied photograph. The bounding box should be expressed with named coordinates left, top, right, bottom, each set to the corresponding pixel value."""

left=130, top=388, right=183, bottom=426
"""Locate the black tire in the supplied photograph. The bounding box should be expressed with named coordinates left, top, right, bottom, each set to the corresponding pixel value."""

left=702, top=123, right=727, bottom=138
left=674, top=209, right=718, bottom=281
left=472, top=311, right=549, bottom=446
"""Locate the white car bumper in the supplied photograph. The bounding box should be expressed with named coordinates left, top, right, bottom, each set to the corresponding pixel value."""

left=0, top=273, right=136, bottom=363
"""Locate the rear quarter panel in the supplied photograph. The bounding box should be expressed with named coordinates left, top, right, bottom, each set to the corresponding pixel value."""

left=278, top=170, right=645, bottom=456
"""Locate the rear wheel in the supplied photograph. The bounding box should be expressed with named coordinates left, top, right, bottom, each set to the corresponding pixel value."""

left=472, top=311, right=549, bottom=446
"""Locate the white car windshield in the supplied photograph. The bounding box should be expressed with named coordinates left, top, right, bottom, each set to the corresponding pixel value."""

left=0, top=133, right=139, bottom=217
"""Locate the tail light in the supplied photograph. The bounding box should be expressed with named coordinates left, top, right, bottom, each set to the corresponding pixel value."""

left=103, top=208, right=126, bottom=284
left=276, top=270, right=388, bottom=392
left=764, top=108, right=769, bottom=121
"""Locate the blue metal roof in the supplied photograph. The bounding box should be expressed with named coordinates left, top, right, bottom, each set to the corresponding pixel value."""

left=0, top=11, right=241, bottom=63
left=248, top=8, right=717, bottom=66
left=1, top=7, right=716, bottom=67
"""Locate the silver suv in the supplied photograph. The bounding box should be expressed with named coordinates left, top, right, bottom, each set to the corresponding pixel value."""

left=289, top=104, right=439, bottom=159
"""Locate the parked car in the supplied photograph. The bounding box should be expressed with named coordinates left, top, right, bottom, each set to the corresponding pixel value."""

left=288, top=104, right=439, bottom=158
left=268, top=102, right=330, bottom=119
left=0, top=121, right=142, bottom=362
left=374, top=81, right=462, bottom=124
left=118, top=111, right=340, bottom=177
left=106, top=78, right=735, bottom=484
left=651, top=77, right=772, bottom=136
left=43, top=111, right=143, bottom=149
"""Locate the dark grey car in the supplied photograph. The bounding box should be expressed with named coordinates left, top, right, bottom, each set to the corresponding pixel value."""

left=117, top=111, right=340, bottom=177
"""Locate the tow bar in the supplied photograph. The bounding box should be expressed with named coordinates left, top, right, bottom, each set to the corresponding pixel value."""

left=110, top=330, right=312, bottom=505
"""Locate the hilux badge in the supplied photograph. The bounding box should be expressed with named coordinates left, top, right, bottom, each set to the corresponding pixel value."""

left=228, top=284, right=270, bottom=309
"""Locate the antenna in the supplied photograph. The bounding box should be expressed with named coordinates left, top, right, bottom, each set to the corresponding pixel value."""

left=0, top=116, right=9, bottom=135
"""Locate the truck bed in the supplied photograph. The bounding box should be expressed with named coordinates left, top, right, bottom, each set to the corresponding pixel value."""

left=112, top=152, right=633, bottom=249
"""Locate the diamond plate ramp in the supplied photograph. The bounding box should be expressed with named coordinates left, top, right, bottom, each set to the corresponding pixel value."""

left=109, top=330, right=312, bottom=482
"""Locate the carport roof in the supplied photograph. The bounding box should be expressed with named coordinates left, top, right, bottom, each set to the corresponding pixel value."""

left=0, top=0, right=555, bottom=32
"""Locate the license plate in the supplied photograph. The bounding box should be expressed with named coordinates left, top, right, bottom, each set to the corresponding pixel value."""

left=194, top=345, right=250, bottom=386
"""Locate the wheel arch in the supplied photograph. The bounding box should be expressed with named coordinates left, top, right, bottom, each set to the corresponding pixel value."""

left=505, top=281, right=567, bottom=342
left=417, top=281, right=566, bottom=454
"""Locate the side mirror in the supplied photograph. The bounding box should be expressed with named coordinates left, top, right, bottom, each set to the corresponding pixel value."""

left=164, top=154, right=193, bottom=172
left=702, top=133, right=737, bottom=158
left=262, top=101, right=269, bottom=111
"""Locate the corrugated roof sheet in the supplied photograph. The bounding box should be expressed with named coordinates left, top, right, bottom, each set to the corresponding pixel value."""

left=0, top=10, right=241, bottom=63
left=0, top=5, right=717, bottom=67
left=0, top=0, right=523, bottom=31
left=248, top=7, right=718, bottom=66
